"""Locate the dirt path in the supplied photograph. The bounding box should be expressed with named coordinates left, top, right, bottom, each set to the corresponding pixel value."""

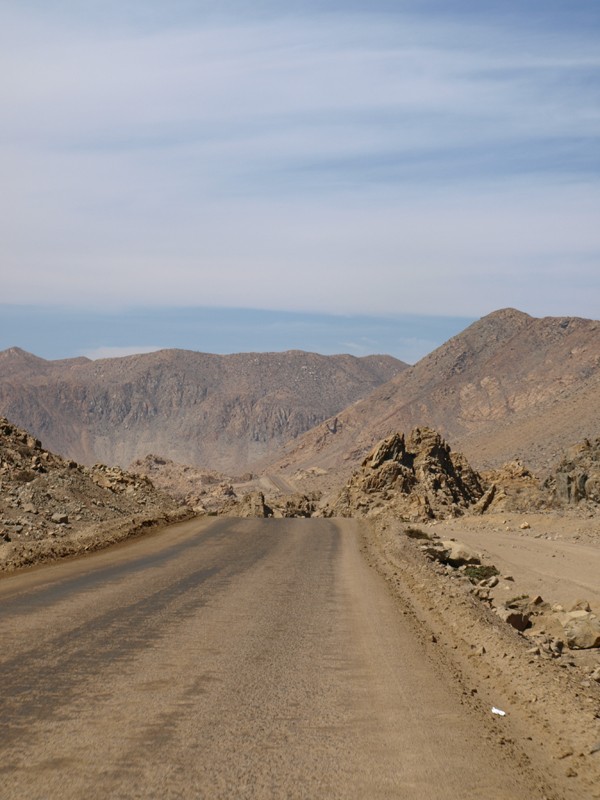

left=261, top=472, right=297, bottom=494
left=433, top=512, right=600, bottom=611
left=0, top=517, right=542, bottom=799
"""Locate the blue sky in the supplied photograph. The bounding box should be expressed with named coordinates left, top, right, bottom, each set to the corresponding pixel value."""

left=1, top=1, right=598, bottom=360
left=0, top=305, right=475, bottom=363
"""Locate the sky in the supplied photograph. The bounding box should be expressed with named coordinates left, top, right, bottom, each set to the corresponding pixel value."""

left=1, top=1, right=599, bottom=361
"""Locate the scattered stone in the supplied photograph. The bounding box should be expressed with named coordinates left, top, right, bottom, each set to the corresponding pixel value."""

left=570, top=599, right=592, bottom=613
left=51, top=512, right=69, bottom=524
left=565, top=768, right=578, bottom=778
left=557, top=749, right=574, bottom=760
left=531, top=595, right=544, bottom=606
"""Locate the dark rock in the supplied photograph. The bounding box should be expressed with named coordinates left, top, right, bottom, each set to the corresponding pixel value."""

left=497, top=607, right=532, bottom=632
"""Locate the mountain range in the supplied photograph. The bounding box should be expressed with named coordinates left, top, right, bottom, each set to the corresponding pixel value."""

left=0, top=348, right=405, bottom=473
left=268, top=309, right=599, bottom=487
left=0, top=309, right=598, bottom=484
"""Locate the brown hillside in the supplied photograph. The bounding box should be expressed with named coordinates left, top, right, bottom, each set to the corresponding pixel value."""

left=0, top=417, right=187, bottom=572
left=267, top=309, right=600, bottom=486
left=0, top=348, right=406, bottom=472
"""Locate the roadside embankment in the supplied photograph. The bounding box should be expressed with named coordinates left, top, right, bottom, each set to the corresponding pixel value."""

left=361, top=517, right=600, bottom=800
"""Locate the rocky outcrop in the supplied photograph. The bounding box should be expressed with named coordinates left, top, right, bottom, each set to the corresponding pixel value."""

left=0, top=417, right=189, bottom=572
left=474, top=460, right=545, bottom=514
left=544, top=438, right=600, bottom=508
left=278, top=493, right=321, bottom=518
left=329, top=428, right=484, bottom=520
left=223, top=491, right=273, bottom=518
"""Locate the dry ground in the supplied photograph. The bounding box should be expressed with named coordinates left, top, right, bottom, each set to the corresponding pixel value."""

left=2, top=516, right=587, bottom=799
left=363, top=510, right=600, bottom=800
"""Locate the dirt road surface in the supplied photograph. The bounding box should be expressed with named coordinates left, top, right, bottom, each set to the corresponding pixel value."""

left=0, top=518, right=554, bottom=798
left=434, top=512, right=600, bottom=612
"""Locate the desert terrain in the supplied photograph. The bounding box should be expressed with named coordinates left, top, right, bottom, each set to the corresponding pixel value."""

left=0, top=347, right=404, bottom=472
left=0, top=308, right=599, bottom=798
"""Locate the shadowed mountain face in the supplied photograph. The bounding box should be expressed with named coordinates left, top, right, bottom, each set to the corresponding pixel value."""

left=0, top=348, right=406, bottom=472
left=267, top=309, right=600, bottom=482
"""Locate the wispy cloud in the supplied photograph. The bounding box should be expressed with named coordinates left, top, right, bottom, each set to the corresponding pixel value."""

left=1, top=2, right=599, bottom=319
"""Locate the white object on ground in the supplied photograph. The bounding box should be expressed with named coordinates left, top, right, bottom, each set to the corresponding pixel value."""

left=491, top=707, right=506, bottom=716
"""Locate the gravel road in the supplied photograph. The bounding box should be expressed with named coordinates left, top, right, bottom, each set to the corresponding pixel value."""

left=0, top=517, right=541, bottom=799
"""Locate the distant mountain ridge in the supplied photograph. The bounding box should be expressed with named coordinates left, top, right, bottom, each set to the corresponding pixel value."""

left=267, top=309, right=600, bottom=483
left=0, top=348, right=406, bottom=472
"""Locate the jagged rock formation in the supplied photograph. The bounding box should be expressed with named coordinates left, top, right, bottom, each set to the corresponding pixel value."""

left=278, top=493, right=321, bottom=518
left=329, top=428, right=484, bottom=520
left=0, top=417, right=187, bottom=571
left=213, top=488, right=321, bottom=519
left=543, top=437, right=600, bottom=508
left=222, top=491, right=273, bottom=519
left=0, top=347, right=406, bottom=473
left=473, top=461, right=546, bottom=514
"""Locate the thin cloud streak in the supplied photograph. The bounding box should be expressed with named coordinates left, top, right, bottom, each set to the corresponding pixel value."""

left=1, top=3, right=599, bottom=319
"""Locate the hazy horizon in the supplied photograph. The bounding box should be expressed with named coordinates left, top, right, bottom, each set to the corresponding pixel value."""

left=0, top=305, right=480, bottom=364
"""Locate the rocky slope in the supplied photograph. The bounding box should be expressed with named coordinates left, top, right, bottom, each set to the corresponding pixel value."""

left=267, top=309, right=600, bottom=488
left=544, top=437, right=600, bottom=507
left=0, top=417, right=189, bottom=572
left=474, top=435, right=600, bottom=516
left=0, top=348, right=406, bottom=473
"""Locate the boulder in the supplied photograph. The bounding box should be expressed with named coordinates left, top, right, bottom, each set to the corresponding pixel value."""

left=561, top=613, right=600, bottom=650
left=438, top=540, right=481, bottom=567
left=569, top=599, right=592, bottom=613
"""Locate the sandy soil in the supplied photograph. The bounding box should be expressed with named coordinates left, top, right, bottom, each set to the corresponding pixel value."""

left=432, top=511, right=600, bottom=611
